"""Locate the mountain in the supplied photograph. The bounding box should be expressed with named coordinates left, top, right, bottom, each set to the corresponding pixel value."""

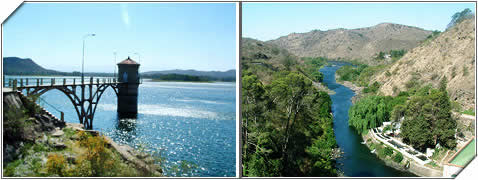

left=268, top=23, right=433, bottom=64
left=3, top=57, right=60, bottom=75
left=141, top=69, right=236, bottom=80
left=374, top=18, right=475, bottom=110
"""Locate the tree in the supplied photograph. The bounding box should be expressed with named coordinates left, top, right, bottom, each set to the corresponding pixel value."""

left=400, top=86, right=457, bottom=151
left=349, top=96, right=390, bottom=133
left=447, top=8, right=474, bottom=30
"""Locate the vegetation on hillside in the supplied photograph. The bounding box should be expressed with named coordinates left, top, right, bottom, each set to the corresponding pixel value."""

left=299, top=57, right=328, bottom=82
left=335, top=63, right=389, bottom=93
left=242, top=71, right=336, bottom=176
left=241, top=38, right=337, bottom=176
left=447, top=8, right=474, bottom=30
left=348, top=78, right=457, bottom=152
left=375, top=49, right=406, bottom=61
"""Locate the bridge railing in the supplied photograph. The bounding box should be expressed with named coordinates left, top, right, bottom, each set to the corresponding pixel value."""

left=3, top=77, right=119, bottom=89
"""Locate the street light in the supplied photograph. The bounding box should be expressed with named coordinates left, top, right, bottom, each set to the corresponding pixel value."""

left=113, top=51, right=117, bottom=78
left=134, top=52, right=141, bottom=64
left=133, top=52, right=141, bottom=81
left=82, top=33, right=96, bottom=83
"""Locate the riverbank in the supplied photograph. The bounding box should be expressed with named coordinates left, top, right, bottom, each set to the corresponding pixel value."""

left=362, top=130, right=442, bottom=177
left=331, top=69, right=436, bottom=177
left=334, top=74, right=364, bottom=104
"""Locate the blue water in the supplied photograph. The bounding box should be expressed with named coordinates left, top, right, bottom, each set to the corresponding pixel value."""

left=5, top=76, right=236, bottom=177
left=320, top=62, right=415, bottom=177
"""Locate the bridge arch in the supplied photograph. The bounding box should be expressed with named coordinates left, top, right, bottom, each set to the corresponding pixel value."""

left=19, top=83, right=119, bottom=129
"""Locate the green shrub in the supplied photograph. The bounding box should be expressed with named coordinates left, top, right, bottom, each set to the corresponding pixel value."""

left=451, top=66, right=457, bottom=78
left=393, top=152, right=404, bottom=163
left=463, top=65, right=469, bottom=76
left=379, top=146, right=394, bottom=158
left=385, top=71, right=392, bottom=77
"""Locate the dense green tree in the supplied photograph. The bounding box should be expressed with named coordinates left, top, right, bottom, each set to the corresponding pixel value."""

left=242, top=70, right=337, bottom=177
left=400, top=85, right=457, bottom=151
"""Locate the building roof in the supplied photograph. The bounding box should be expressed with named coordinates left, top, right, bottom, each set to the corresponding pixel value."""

left=117, top=56, right=139, bottom=65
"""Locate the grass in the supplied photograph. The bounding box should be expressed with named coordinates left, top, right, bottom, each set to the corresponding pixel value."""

left=462, top=108, right=475, bottom=116
left=427, top=161, right=439, bottom=167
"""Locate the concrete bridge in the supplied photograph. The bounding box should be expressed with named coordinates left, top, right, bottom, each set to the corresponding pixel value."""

left=3, top=57, right=141, bottom=129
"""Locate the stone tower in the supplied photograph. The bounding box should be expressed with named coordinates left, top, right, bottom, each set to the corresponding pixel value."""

left=117, top=56, right=140, bottom=116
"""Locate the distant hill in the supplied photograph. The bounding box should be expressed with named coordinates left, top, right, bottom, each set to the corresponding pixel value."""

left=374, top=18, right=475, bottom=110
left=142, top=69, right=236, bottom=81
left=3, top=57, right=61, bottom=75
left=3, top=57, right=235, bottom=81
left=268, top=23, right=432, bottom=64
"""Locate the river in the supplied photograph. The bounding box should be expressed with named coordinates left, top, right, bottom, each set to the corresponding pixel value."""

left=319, top=62, right=416, bottom=177
left=4, top=76, right=236, bottom=177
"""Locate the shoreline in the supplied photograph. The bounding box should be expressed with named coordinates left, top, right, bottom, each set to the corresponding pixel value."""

left=361, top=130, right=442, bottom=177
left=333, top=72, right=437, bottom=177
left=334, top=74, right=364, bottom=104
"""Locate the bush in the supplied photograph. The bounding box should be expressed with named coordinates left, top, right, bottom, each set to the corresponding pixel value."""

left=3, top=106, right=27, bottom=143
left=385, top=71, right=392, bottom=77
left=379, top=147, right=394, bottom=158
left=463, top=65, right=469, bottom=76
left=46, top=154, right=68, bottom=176
left=393, top=152, right=404, bottom=163
left=451, top=66, right=457, bottom=78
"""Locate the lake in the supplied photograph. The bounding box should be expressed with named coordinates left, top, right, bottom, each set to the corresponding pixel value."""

left=4, top=76, right=236, bottom=177
left=319, top=62, right=416, bottom=177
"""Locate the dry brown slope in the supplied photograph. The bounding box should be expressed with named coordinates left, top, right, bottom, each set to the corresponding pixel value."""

left=268, top=23, right=432, bottom=65
left=374, top=19, right=475, bottom=109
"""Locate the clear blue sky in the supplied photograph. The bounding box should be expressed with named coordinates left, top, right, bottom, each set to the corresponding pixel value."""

left=243, top=2, right=476, bottom=41
left=3, top=3, right=236, bottom=72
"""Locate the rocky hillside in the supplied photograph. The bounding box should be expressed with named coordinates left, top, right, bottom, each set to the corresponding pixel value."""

left=374, top=18, right=475, bottom=109
left=268, top=23, right=432, bottom=64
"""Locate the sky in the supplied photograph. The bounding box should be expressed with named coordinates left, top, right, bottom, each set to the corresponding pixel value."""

left=3, top=3, right=236, bottom=73
left=243, top=2, right=476, bottom=41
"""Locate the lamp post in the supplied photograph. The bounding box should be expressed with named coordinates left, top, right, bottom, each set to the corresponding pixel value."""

left=82, top=33, right=96, bottom=84
left=134, top=52, right=141, bottom=64
left=134, top=52, right=141, bottom=82
left=114, top=51, right=117, bottom=78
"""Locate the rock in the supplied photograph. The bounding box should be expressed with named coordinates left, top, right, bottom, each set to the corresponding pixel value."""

left=51, top=130, right=64, bottom=137
left=136, top=152, right=149, bottom=159
left=65, top=154, right=76, bottom=164
left=3, top=144, right=16, bottom=163
left=84, top=130, right=99, bottom=136
left=144, top=156, right=155, bottom=164
left=66, top=123, right=84, bottom=131
left=70, top=134, right=80, bottom=140
left=22, top=126, right=40, bottom=142
left=52, top=142, right=67, bottom=150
